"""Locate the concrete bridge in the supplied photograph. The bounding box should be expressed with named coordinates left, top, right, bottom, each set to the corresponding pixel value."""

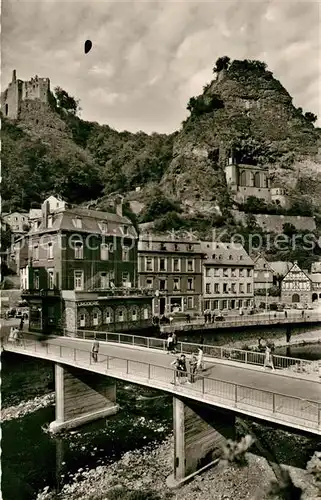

left=2, top=333, right=321, bottom=486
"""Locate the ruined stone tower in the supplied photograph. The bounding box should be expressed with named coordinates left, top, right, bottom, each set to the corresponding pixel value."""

left=1, top=70, right=50, bottom=119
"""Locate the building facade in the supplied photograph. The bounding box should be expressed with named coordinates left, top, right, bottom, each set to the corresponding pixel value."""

left=3, top=211, right=29, bottom=234
left=281, top=262, right=312, bottom=304
left=202, top=242, right=254, bottom=311
left=253, top=255, right=274, bottom=290
left=21, top=199, right=153, bottom=334
left=1, top=70, right=50, bottom=119
left=138, top=235, right=203, bottom=316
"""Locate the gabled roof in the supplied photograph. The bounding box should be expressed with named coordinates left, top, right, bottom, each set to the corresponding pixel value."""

left=29, top=207, right=136, bottom=238
left=282, top=262, right=311, bottom=282
left=201, top=241, right=254, bottom=266
left=253, top=254, right=274, bottom=272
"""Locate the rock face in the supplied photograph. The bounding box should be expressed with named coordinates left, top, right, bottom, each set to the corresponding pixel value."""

left=161, top=59, right=320, bottom=210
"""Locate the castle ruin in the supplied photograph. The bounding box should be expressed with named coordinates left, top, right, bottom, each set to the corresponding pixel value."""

left=1, top=70, right=50, bottom=119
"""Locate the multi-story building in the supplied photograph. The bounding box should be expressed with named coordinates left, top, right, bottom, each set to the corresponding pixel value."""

left=253, top=254, right=274, bottom=290
left=201, top=242, right=254, bottom=311
left=281, top=262, right=312, bottom=304
left=21, top=198, right=153, bottom=334
left=2, top=211, right=29, bottom=234
left=138, top=234, right=203, bottom=316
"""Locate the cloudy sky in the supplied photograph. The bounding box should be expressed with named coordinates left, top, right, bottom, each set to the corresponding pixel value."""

left=2, top=0, right=320, bottom=133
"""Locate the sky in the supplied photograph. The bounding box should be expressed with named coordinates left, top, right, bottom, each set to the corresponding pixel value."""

left=2, top=0, right=320, bottom=133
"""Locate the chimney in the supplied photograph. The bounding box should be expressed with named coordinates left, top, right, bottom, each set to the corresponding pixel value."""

left=115, top=196, right=123, bottom=217
left=41, top=201, right=50, bottom=228
left=12, top=70, right=16, bottom=83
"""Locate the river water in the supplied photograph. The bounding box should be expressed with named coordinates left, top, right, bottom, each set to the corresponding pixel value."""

left=2, top=327, right=321, bottom=500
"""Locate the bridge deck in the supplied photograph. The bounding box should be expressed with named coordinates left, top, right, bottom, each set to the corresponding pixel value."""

left=3, top=334, right=321, bottom=436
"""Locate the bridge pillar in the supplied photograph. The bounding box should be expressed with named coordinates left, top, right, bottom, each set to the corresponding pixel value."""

left=49, top=363, right=119, bottom=433
left=167, top=397, right=235, bottom=487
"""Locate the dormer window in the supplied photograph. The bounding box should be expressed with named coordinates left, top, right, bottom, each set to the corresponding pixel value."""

left=47, top=215, right=53, bottom=228
left=229, top=255, right=232, bottom=260
left=187, top=244, right=193, bottom=251
left=240, top=255, right=243, bottom=260
left=212, top=254, right=216, bottom=259
left=174, top=244, right=179, bottom=251
left=72, top=217, right=82, bottom=229
left=160, top=243, right=166, bottom=251
left=123, top=225, right=129, bottom=235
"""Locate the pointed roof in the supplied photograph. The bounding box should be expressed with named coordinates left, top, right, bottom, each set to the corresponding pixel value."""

left=282, top=262, right=311, bottom=282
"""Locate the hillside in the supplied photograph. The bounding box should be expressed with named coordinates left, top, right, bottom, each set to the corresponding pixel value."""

left=2, top=57, right=321, bottom=225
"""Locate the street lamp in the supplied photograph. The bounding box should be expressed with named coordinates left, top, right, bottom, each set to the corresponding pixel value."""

left=264, top=271, right=270, bottom=314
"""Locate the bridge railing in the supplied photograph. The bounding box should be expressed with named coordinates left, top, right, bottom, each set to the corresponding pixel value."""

left=3, top=334, right=320, bottom=431
left=63, top=329, right=320, bottom=378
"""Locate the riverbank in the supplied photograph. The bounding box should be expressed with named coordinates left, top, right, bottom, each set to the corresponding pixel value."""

left=35, top=435, right=320, bottom=500
left=1, top=393, right=55, bottom=422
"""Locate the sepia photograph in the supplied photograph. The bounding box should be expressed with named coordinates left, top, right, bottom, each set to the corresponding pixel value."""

left=1, top=1, right=321, bottom=499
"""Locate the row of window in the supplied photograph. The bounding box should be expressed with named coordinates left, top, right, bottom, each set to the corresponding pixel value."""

left=144, top=242, right=195, bottom=252
left=143, top=276, right=195, bottom=291
left=78, top=307, right=150, bottom=326
left=282, top=282, right=311, bottom=291
left=32, top=270, right=131, bottom=291
left=203, top=299, right=252, bottom=310
left=205, top=282, right=252, bottom=294
left=142, top=257, right=196, bottom=273
left=45, top=215, right=129, bottom=235
left=32, top=243, right=130, bottom=262
left=205, top=268, right=252, bottom=278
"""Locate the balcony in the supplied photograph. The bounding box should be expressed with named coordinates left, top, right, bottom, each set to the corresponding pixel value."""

left=90, top=287, right=155, bottom=297
left=22, top=288, right=61, bottom=298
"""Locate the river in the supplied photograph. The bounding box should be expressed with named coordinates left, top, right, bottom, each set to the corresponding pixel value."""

left=1, top=328, right=321, bottom=500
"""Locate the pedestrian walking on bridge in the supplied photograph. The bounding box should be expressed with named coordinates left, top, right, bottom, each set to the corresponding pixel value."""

left=189, top=354, right=198, bottom=383
left=197, top=346, right=204, bottom=372
left=263, top=345, right=275, bottom=371
left=91, top=338, right=99, bottom=362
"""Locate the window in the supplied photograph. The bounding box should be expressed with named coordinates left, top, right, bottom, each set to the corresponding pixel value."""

left=143, top=308, right=149, bottom=320
left=80, top=314, right=86, bottom=327
left=214, top=268, right=220, bottom=277
left=231, top=268, right=236, bottom=277
left=34, top=271, right=39, bottom=289
left=106, top=311, right=111, bottom=324
left=205, top=283, right=211, bottom=294
left=187, top=297, right=193, bottom=309
left=48, top=269, right=54, bottom=289
left=174, top=243, right=179, bottom=251
left=34, top=245, right=39, bottom=260
left=229, top=255, right=232, bottom=260
left=47, top=215, right=53, bottom=228
left=159, top=258, right=166, bottom=271
left=100, top=272, right=108, bottom=289
left=146, top=257, right=153, bottom=272
left=74, top=241, right=83, bottom=259
left=247, top=269, right=252, bottom=277
left=109, top=270, right=115, bottom=286
left=159, top=279, right=166, bottom=291
left=93, top=312, right=99, bottom=326
left=122, top=272, right=130, bottom=286
left=204, top=300, right=210, bottom=310
left=231, top=283, right=236, bottom=293
left=222, top=300, right=228, bottom=309
left=240, top=283, right=244, bottom=294
left=187, top=259, right=194, bottom=272
left=132, top=310, right=137, bottom=321
left=239, top=268, right=244, bottom=277
left=122, top=246, right=129, bottom=261
left=173, top=258, right=180, bottom=272
left=223, top=283, right=228, bottom=293
left=214, top=283, right=220, bottom=294
left=100, top=244, right=109, bottom=260
left=74, top=270, right=84, bottom=291
left=118, top=310, right=124, bottom=322
left=173, top=278, right=180, bottom=291
left=212, top=254, right=216, bottom=259
left=187, top=244, right=193, bottom=251
left=223, top=268, right=228, bottom=277
left=254, top=271, right=258, bottom=278
left=205, top=268, right=211, bottom=277
left=213, top=300, right=219, bottom=310
left=187, top=278, right=194, bottom=291
left=123, top=225, right=129, bottom=235
left=47, top=242, right=53, bottom=259
left=247, top=283, right=252, bottom=293
left=146, top=278, right=154, bottom=288
left=72, top=217, right=82, bottom=228
left=240, top=255, right=243, bottom=260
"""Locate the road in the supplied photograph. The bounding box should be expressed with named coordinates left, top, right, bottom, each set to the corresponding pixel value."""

left=20, top=334, right=321, bottom=403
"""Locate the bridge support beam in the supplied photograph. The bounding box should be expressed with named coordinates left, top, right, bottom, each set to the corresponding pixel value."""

left=49, top=363, right=119, bottom=433
left=167, top=397, right=235, bottom=487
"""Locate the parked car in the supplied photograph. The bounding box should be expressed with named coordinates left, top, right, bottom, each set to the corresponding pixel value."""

left=215, top=314, right=225, bottom=322
left=296, top=304, right=304, bottom=310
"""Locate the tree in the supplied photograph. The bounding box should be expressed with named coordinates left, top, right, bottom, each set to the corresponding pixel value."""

left=304, top=111, right=317, bottom=123
left=213, top=56, right=231, bottom=73
left=54, top=87, right=80, bottom=115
